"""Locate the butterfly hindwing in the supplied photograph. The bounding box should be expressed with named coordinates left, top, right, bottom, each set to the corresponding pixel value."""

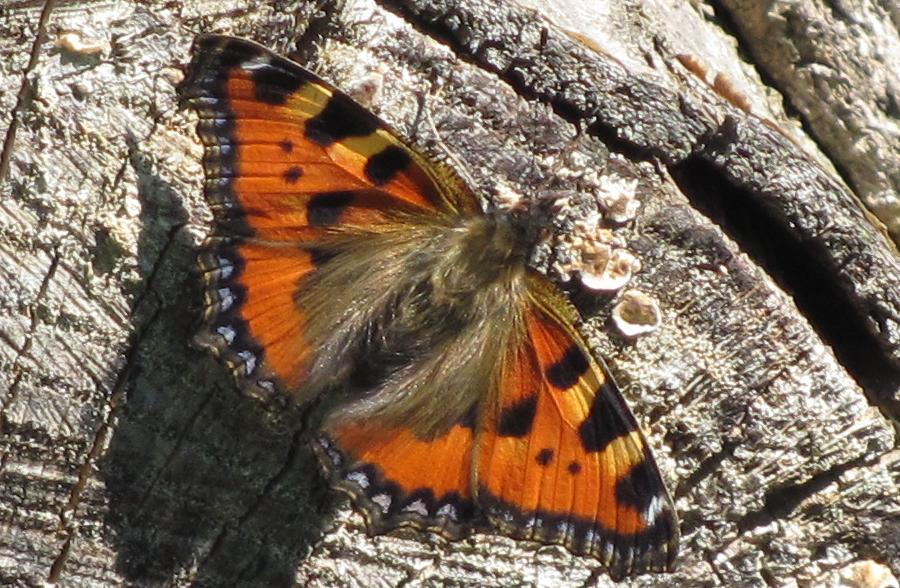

left=476, top=275, right=679, bottom=578
left=183, top=35, right=479, bottom=397
left=193, top=241, right=317, bottom=396
left=313, top=414, right=480, bottom=539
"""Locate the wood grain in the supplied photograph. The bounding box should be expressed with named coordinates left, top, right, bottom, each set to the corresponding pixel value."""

left=0, top=0, right=897, bottom=586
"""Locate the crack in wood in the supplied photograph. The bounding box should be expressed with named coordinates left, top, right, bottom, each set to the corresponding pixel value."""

left=191, top=429, right=307, bottom=583
left=676, top=440, right=739, bottom=500
left=702, top=0, right=878, bottom=220
left=130, top=222, right=186, bottom=317
left=737, top=453, right=874, bottom=533
left=377, top=0, right=691, bottom=164
left=379, top=0, right=899, bottom=389
left=0, top=250, right=60, bottom=447
left=1, top=2, right=895, bottom=585
left=45, top=218, right=185, bottom=582
left=671, top=152, right=900, bottom=421
left=46, top=292, right=163, bottom=583
left=0, top=0, right=57, bottom=188
left=131, top=386, right=217, bottom=519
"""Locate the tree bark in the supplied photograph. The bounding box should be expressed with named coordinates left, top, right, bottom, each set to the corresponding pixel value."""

left=0, top=0, right=897, bottom=586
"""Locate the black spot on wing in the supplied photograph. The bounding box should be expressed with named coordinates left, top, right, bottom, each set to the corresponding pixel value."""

left=498, top=395, right=538, bottom=437
left=279, top=139, right=294, bottom=153
left=251, top=62, right=309, bottom=105
left=458, top=404, right=477, bottom=430
left=208, top=38, right=252, bottom=71
left=546, top=345, right=590, bottom=389
left=567, top=461, right=582, bottom=474
left=364, top=145, right=411, bottom=186
left=578, top=380, right=637, bottom=452
left=283, top=166, right=303, bottom=184
left=535, top=448, right=554, bottom=466
left=307, top=192, right=354, bottom=226
left=305, top=93, right=379, bottom=146
left=615, top=452, right=662, bottom=513
left=187, top=37, right=255, bottom=91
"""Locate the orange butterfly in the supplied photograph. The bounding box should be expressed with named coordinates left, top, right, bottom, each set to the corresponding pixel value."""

left=183, top=34, right=679, bottom=578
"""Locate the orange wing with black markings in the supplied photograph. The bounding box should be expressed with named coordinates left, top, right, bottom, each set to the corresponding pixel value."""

left=313, top=412, right=480, bottom=539
left=476, top=280, right=679, bottom=578
left=183, top=35, right=479, bottom=397
left=185, top=34, right=679, bottom=578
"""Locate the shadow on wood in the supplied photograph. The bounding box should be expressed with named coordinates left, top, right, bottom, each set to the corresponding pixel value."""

left=100, top=141, right=333, bottom=586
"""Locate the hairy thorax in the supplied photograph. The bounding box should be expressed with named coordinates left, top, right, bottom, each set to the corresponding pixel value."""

left=313, top=212, right=535, bottom=435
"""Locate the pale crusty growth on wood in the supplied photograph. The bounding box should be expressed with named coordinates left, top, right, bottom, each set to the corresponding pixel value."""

left=0, top=1, right=898, bottom=587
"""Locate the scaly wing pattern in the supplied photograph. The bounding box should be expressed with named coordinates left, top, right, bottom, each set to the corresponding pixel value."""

left=475, top=276, right=679, bottom=578
left=313, top=411, right=480, bottom=539
left=182, top=35, right=477, bottom=398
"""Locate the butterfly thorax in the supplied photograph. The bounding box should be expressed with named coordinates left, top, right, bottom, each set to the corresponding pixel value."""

left=300, top=212, right=533, bottom=437
left=433, top=213, right=531, bottom=300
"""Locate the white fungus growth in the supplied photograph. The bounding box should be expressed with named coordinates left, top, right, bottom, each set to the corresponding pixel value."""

left=580, top=247, right=640, bottom=292
left=612, top=289, right=661, bottom=337
left=594, top=175, right=640, bottom=223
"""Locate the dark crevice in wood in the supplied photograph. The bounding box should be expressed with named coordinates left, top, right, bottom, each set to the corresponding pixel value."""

left=129, top=222, right=186, bottom=317
left=670, top=155, right=900, bottom=421
left=585, top=119, right=660, bottom=164
left=47, top=290, right=163, bottom=584
left=0, top=0, right=57, bottom=187
left=286, top=0, right=347, bottom=65
left=47, top=535, right=72, bottom=584
left=376, top=0, right=671, bottom=164
left=701, top=0, right=801, bottom=117
left=737, top=454, right=871, bottom=532
left=193, top=428, right=308, bottom=583
left=46, top=194, right=185, bottom=581
left=703, top=0, right=865, bottom=210
left=380, top=0, right=899, bottom=365
left=131, top=386, right=217, bottom=519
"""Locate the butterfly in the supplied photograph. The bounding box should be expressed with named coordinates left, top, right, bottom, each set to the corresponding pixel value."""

left=182, top=34, right=679, bottom=578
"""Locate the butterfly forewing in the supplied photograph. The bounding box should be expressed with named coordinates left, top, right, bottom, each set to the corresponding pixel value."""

left=183, top=35, right=477, bottom=397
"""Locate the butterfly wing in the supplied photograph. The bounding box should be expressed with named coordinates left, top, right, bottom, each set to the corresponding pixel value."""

left=185, top=35, right=679, bottom=575
left=182, top=35, right=479, bottom=398
left=475, top=275, right=679, bottom=578
left=313, top=412, right=480, bottom=539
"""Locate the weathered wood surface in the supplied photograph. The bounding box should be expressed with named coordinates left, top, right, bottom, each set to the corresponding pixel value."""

left=0, top=0, right=898, bottom=586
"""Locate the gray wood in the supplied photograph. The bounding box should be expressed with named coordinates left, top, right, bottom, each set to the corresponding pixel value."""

left=0, top=0, right=897, bottom=586
left=715, top=0, right=900, bottom=246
